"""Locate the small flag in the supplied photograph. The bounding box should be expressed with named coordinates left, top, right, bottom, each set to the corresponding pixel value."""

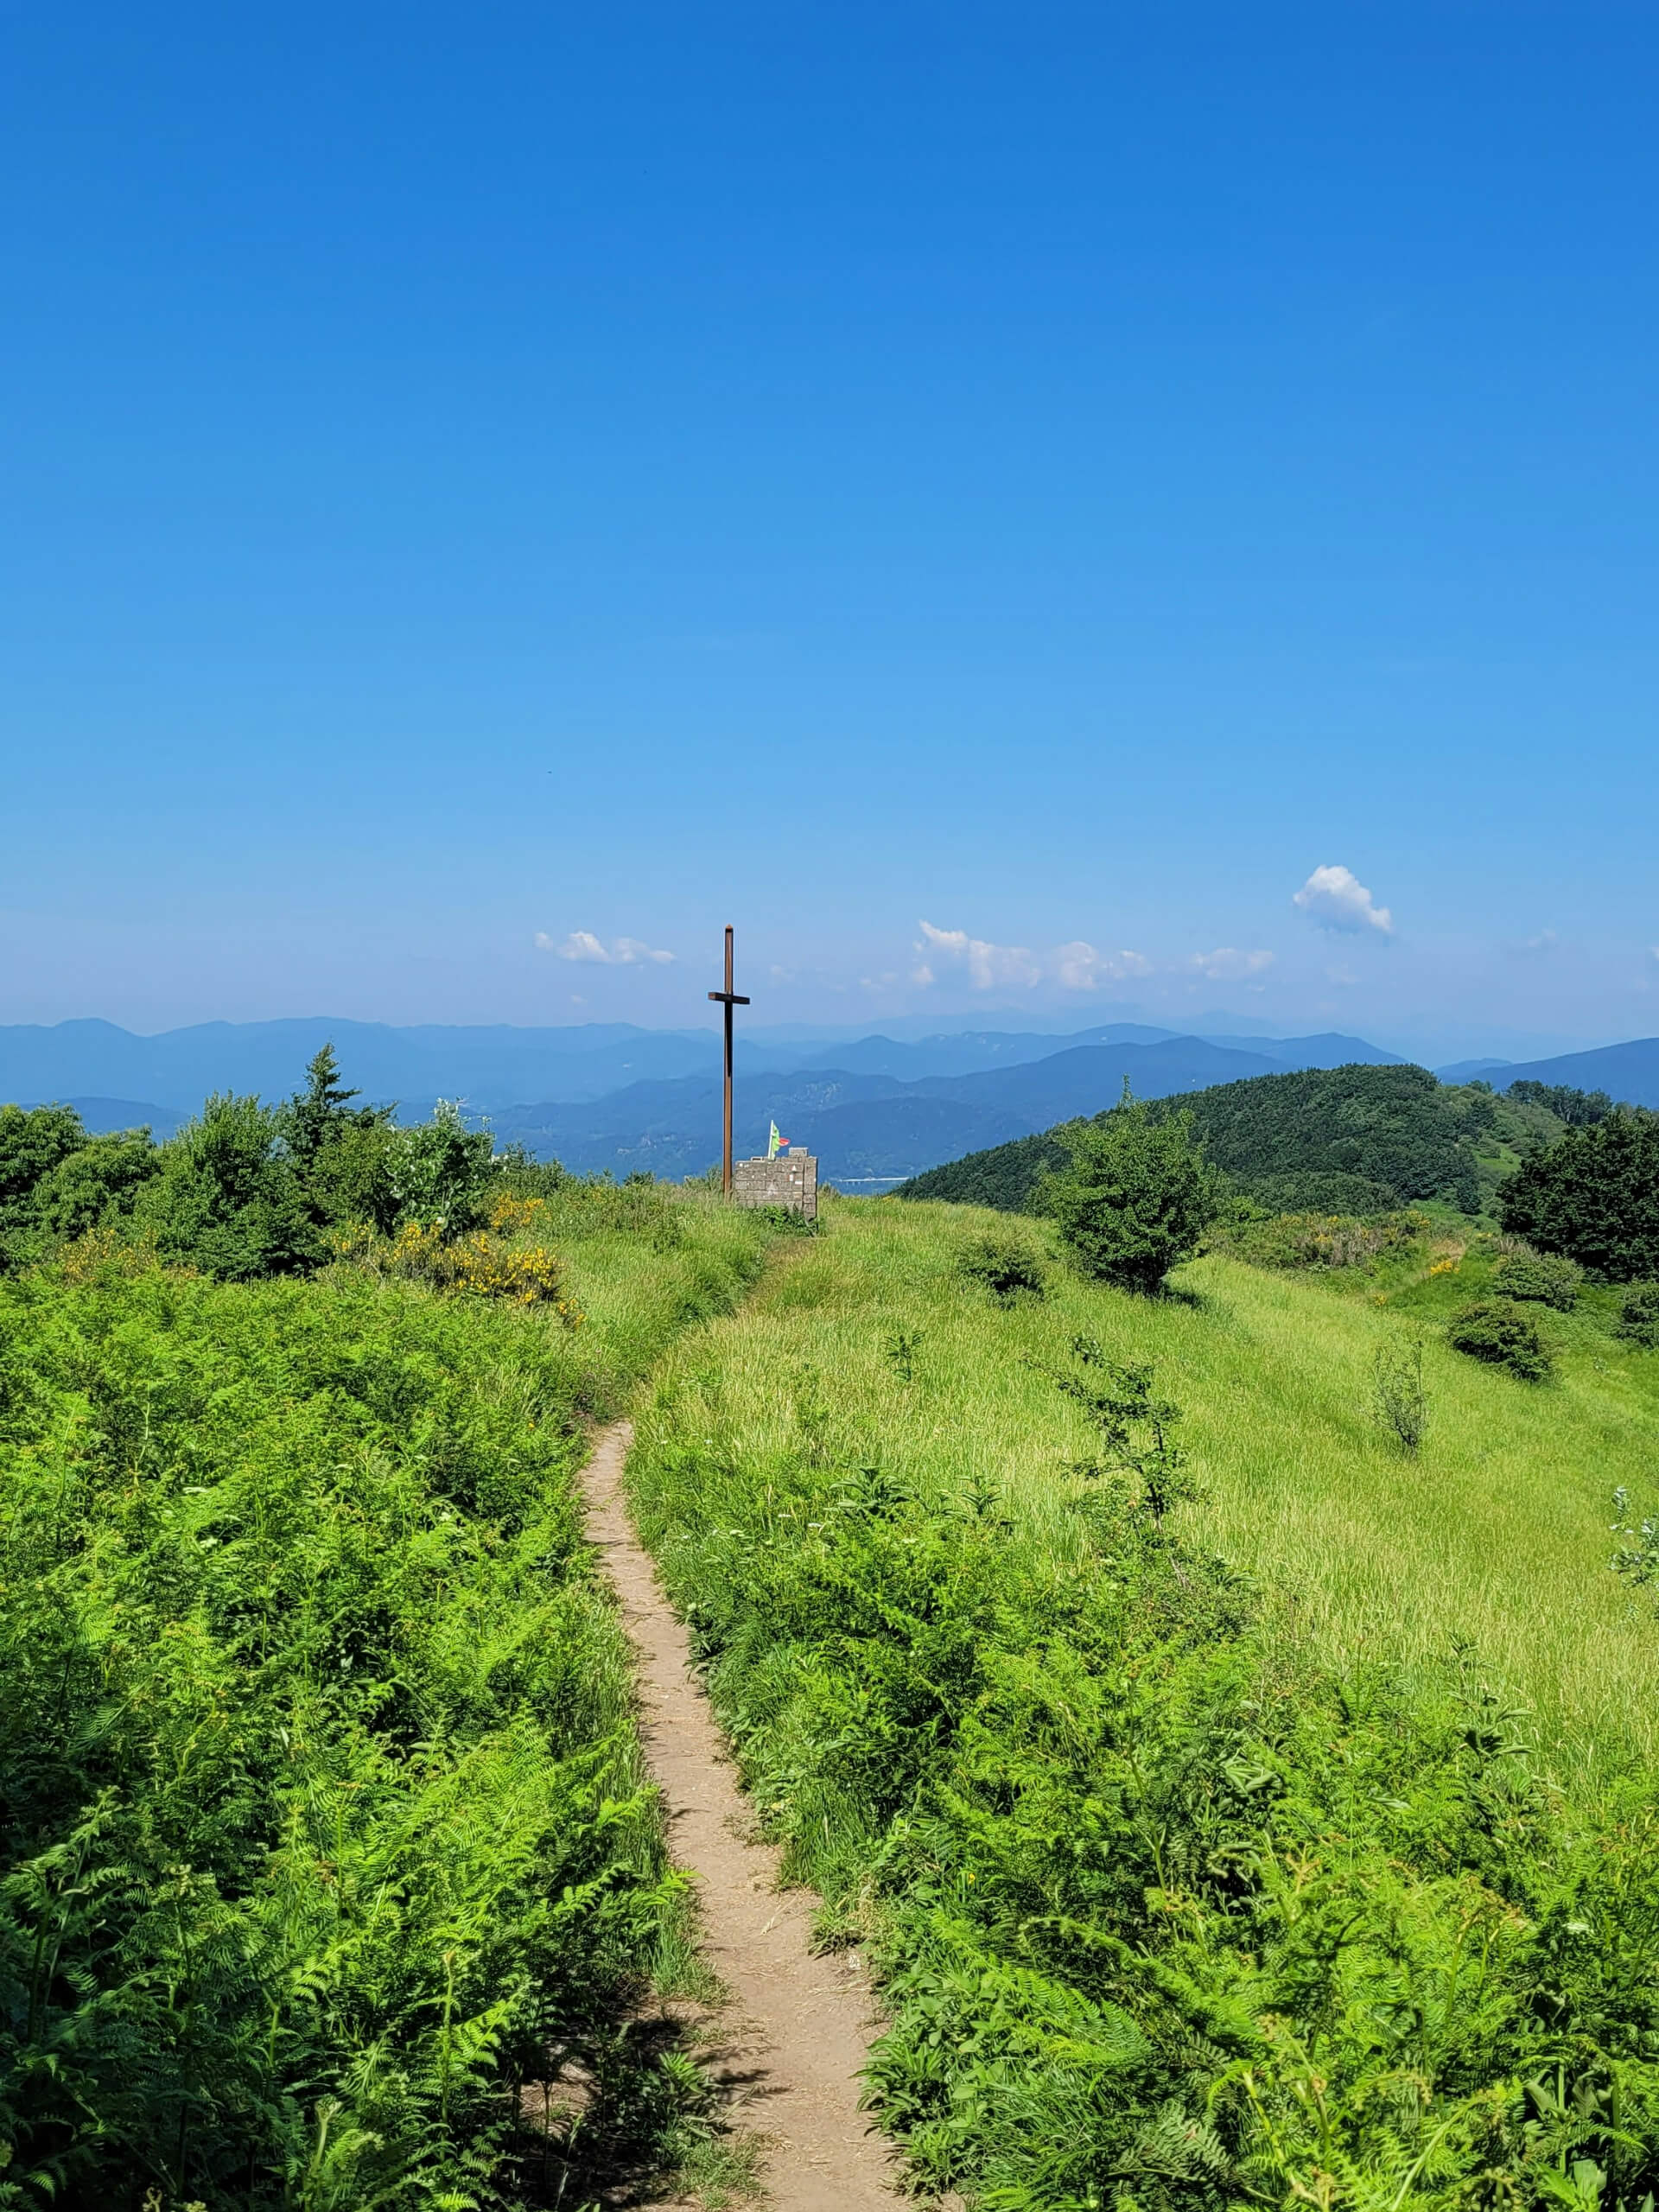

left=768, top=1120, right=789, bottom=1158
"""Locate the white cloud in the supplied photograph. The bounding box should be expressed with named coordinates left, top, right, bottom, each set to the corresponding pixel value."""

left=1293, top=864, right=1394, bottom=936
left=916, top=922, right=1149, bottom=994
left=1188, top=947, right=1274, bottom=982
left=536, top=930, right=674, bottom=965
left=916, top=920, right=1042, bottom=991
left=1055, top=942, right=1154, bottom=989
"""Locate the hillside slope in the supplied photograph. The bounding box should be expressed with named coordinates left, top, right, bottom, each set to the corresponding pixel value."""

left=627, top=1196, right=1659, bottom=2206
left=495, top=1036, right=1303, bottom=1180
left=899, top=1060, right=1495, bottom=1211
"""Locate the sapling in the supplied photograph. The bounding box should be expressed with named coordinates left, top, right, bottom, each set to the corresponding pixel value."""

left=1373, top=1336, right=1428, bottom=1453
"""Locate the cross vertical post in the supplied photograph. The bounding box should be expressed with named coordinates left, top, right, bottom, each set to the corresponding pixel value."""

left=708, top=925, right=750, bottom=1198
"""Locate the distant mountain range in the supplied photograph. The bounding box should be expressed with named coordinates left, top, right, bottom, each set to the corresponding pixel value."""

left=19, top=1014, right=1659, bottom=1186
left=1492, top=1037, right=1659, bottom=1108
left=490, top=1033, right=1405, bottom=1181
left=0, top=1014, right=1402, bottom=1116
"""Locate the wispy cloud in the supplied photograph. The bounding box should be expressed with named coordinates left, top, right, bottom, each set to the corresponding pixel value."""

left=535, top=930, right=675, bottom=965
left=1293, top=864, right=1394, bottom=936
left=1505, top=929, right=1560, bottom=960
left=1056, top=942, right=1154, bottom=988
left=1188, top=947, right=1274, bottom=982
left=914, top=922, right=1152, bottom=993
left=915, top=921, right=1042, bottom=991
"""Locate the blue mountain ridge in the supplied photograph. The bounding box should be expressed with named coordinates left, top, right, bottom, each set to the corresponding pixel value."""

left=1494, top=1037, right=1659, bottom=1109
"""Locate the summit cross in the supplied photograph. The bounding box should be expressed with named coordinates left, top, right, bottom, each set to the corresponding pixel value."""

left=707, top=925, right=750, bottom=1198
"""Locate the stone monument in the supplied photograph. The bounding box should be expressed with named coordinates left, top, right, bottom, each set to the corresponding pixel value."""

left=732, top=1150, right=818, bottom=1221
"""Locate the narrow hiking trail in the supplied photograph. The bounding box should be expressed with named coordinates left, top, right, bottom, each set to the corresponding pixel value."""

left=580, top=1421, right=905, bottom=2212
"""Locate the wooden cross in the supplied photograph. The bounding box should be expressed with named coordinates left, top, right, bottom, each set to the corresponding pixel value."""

left=708, top=924, right=750, bottom=1198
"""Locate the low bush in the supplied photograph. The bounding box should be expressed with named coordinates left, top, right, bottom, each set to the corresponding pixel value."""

left=1618, top=1281, right=1659, bottom=1348
left=1446, top=1295, right=1552, bottom=1380
left=1208, top=1206, right=1426, bottom=1271
left=386, top=1218, right=584, bottom=1315
left=955, top=1230, right=1046, bottom=1302
left=1492, top=1249, right=1582, bottom=1310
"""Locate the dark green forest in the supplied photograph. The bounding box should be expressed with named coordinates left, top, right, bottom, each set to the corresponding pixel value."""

left=898, top=1062, right=1586, bottom=1220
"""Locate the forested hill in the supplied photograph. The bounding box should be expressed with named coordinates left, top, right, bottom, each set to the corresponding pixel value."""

left=897, top=1062, right=1516, bottom=1214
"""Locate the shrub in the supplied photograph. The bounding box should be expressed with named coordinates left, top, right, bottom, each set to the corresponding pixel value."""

left=1491, top=1249, right=1582, bottom=1309
left=1446, top=1296, right=1551, bottom=1380
left=1617, top=1281, right=1659, bottom=1348
left=133, top=1092, right=319, bottom=1280
left=0, top=1104, right=162, bottom=1269
left=385, top=1219, right=583, bottom=1318
left=491, top=1186, right=549, bottom=1236
left=1039, top=1086, right=1213, bottom=1293
left=388, top=1098, right=497, bottom=1233
left=1212, top=1207, right=1426, bottom=1272
left=1374, top=1334, right=1428, bottom=1451
left=1500, top=1111, right=1659, bottom=1281
left=956, top=1230, right=1046, bottom=1302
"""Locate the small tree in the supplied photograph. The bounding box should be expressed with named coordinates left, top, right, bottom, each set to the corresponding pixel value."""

left=1374, top=1336, right=1428, bottom=1452
left=390, top=1100, right=496, bottom=1235
left=280, top=1045, right=399, bottom=1233
left=1039, top=1085, right=1214, bottom=1293
left=281, top=1043, right=371, bottom=1164
left=135, top=1093, right=319, bottom=1280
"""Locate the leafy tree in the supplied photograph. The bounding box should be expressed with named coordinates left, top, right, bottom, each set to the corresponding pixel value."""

left=0, top=1102, right=87, bottom=1259
left=134, top=1092, right=319, bottom=1280
left=1500, top=1112, right=1659, bottom=1281
left=1505, top=1078, right=1616, bottom=1126
left=389, top=1099, right=496, bottom=1234
left=0, top=1104, right=160, bottom=1266
left=1039, top=1085, right=1215, bottom=1292
left=29, top=1128, right=160, bottom=1240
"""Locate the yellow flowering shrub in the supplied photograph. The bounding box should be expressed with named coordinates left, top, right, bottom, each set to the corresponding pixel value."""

left=364, top=1220, right=583, bottom=1322
left=489, top=1190, right=547, bottom=1236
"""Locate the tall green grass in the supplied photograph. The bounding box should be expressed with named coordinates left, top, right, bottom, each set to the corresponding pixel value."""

left=0, top=1185, right=773, bottom=2211
left=628, top=1197, right=1659, bottom=2209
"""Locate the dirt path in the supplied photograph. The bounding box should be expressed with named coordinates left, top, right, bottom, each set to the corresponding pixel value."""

left=581, top=1421, right=904, bottom=2212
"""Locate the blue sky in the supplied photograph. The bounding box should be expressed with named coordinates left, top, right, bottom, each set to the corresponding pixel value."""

left=3, top=3, right=1657, bottom=1059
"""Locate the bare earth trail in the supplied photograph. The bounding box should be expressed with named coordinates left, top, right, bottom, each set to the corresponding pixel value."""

left=580, top=1421, right=905, bottom=2212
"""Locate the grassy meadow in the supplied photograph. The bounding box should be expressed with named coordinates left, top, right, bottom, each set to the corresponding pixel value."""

left=628, top=1193, right=1659, bottom=2209
left=652, top=1195, right=1659, bottom=1785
